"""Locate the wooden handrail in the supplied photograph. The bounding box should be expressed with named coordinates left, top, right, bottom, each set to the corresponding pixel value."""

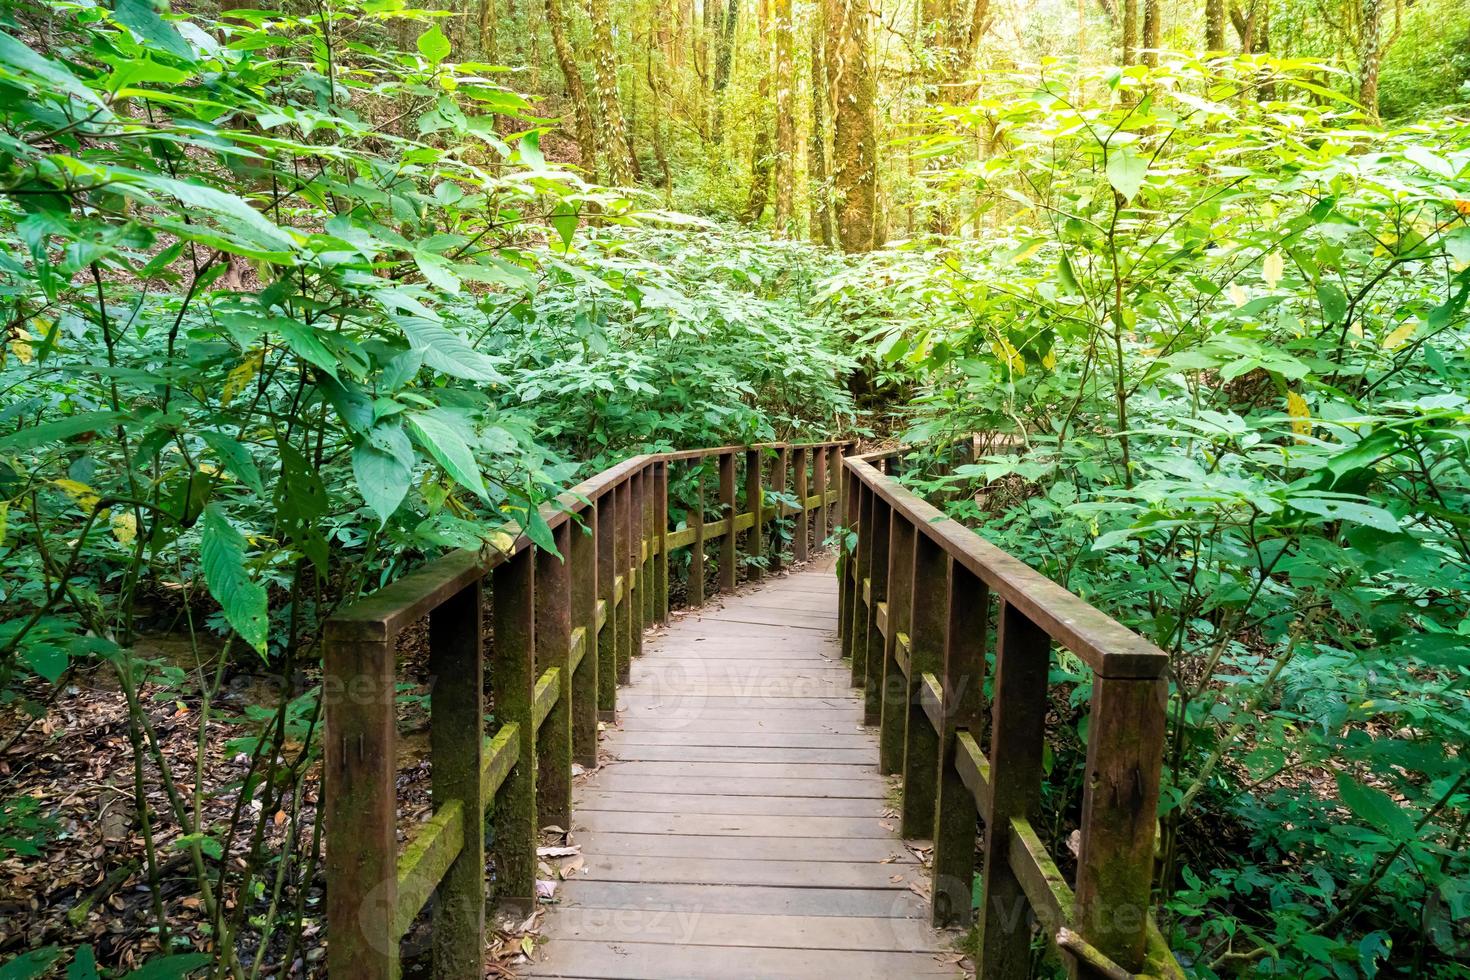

left=322, top=439, right=852, bottom=979
left=838, top=448, right=1184, bottom=979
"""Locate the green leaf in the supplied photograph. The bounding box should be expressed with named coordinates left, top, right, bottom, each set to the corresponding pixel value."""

left=397, top=317, right=506, bottom=383
left=1, top=947, right=64, bottom=980
left=276, top=320, right=340, bottom=380
left=549, top=202, right=579, bottom=249
left=198, top=431, right=264, bottom=496
left=133, top=175, right=293, bottom=250
left=21, top=645, right=67, bottom=683
left=352, top=442, right=412, bottom=526
left=1288, top=494, right=1400, bottom=533
left=417, top=25, right=450, bottom=65
left=1105, top=145, right=1147, bottom=203
left=0, top=32, right=106, bottom=108
left=67, top=947, right=99, bottom=980
left=407, top=410, right=488, bottom=500
left=120, top=954, right=212, bottom=980
left=200, top=505, right=269, bottom=655
left=1336, top=773, right=1415, bottom=842
left=0, top=412, right=124, bottom=450
left=113, top=0, right=195, bottom=61
left=1316, top=280, right=1348, bottom=323
left=523, top=503, right=561, bottom=558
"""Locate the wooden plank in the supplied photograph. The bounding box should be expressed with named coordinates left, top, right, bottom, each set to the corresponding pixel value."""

left=594, top=760, right=879, bottom=780
left=576, top=773, right=887, bottom=798
left=547, top=881, right=928, bottom=918
left=613, top=716, right=869, bottom=735
left=571, top=832, right=915, bottom=863
left=574, top=855, right=913, bottom=889
left=618, top=694, right=873, bottom=711
left=526, top=939, right=959, bottom=979
left=540, top=910, right=941, bottom=953
left=607, top=745, right=877, bottom=764
left=393, top=799, right=464, bottom=940
left=607, top=731, right=875, bottom=749
left=572, top=791, right=884, bottom=818
left=571, top=810, right=899, bottom=839
left=693, top=610, right=840, bottom=631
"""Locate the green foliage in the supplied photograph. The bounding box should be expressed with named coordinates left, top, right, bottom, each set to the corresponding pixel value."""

left=833, top=55, right=1470, bottom=977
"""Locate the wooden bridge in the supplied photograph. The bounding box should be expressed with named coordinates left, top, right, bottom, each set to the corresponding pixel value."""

left=323, top=442, right=1183, bottom=979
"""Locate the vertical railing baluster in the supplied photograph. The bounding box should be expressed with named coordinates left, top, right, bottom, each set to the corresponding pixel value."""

left=536, top=521, right=573, bottom=828
left=792, top=447, right=809, bottom=563
left=845, top=474, right=866, bottom=690
left=743, top=447, right=763, bottom=583
left=932, top=565, right=986, bottom=927
left=654, top=460, right=669, bottom=624
left=769, top=445, right=788, bottom=573
left=880, top=512, right=915, bottom=775
left=813, top=444, right=828, bottom=546
left=324, top=628, right=397, bottom=980
left=718, top=452, right=737, bottom=593
left=1074, top=675, right=1168, bottom=973
left=491, top=548, right=537, bottom=911
left=690, top=458, right=706, bottom=607
left=596, top=490, right=617, bottom=717
left=861, top=491, right=889, bottom=726
left=901, top=533, right=945, bottom=838
left=614, top=477, right=632, bottom=683
left=629, top=469, right=645, bottom=661
left=977, top=600, right=1050, bottom=976
left=428, top=581, right=485, bottom=978
left=837, top=461, right=853, bottom=662
left=571, top=505, right=599, bottom=764
left=641, top=466, right=655, bottom=630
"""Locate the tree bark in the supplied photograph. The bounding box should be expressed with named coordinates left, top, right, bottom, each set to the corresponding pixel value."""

left=546, top=0, right=600, bottom=175
left=711, top=0, right=739, bottom=140
left=590, top=0, right=636, bottom=185
left=1141, top=0, right=1160, bottom=65
left=1122, top=0, right=1138, bottom=63
left=809, top=3, right=834, bottom=245
left=1357, top=0, right=1382, bottom=120
left=773, top=0, right=795, bottom=233
left=1205, top=0, right=1225, bottom=50
left=825, top=0, right=878, bottom=251
left=744, top=0, right=775, bottom=223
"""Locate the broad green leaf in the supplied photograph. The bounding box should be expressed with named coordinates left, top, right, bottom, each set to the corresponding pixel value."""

left=523, top=502, right=561, bottom=558
left=198, top=431, right=264, bottom=495
left=276, top=319, right=340, bottom=379
left=1316, top=281, right=1348, bottom=323
left=1, top=948, right=64, bottom=980
left=120, top=955, right=212, bottom=980
left=0, top=33, right=106, bottom=108
left=353, top=442, right=412, bottom=526
left=113, top=0, right=195, bottom=61
left=200, top=505, right=269, bottom=655
left=67, top=947, right=98, bottom=980
left=0, top=412, right=124, bottom=450
left=407, top=410, right=488, bottom=500
left=1288, top=494, right=1400, bottom=533
left=397, top=317, right=507, bottom=383
left=1336, top=773, right=1415, bottom=842
left=21, top=645, right=67, bottom=683
left=550, top=202, right=579, bottom=249
left=417, top=25, right=450, bottom=65
left=1105, top=146, right=1147, bottom=203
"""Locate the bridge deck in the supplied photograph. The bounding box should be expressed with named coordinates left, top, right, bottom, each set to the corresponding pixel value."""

left=527, top=561, right=963, bottom=979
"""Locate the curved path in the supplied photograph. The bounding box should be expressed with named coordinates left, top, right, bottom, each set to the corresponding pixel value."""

left=527, top=560, right=964, bottom=979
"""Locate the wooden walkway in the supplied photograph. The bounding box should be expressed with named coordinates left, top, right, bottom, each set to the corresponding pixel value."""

left=527, top=560, right=963, bottom=979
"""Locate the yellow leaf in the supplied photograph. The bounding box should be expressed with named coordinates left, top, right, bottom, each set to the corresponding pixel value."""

left=9, top=326, right=33, bottom=365
left=53, top=479, right=100, bottom=510
left=0, top=501, right=8, bottom=546
left=1286, top=391, right=1311, bottom=439
left=222, top=349, right=265, bottom=407
left=1262, top=251, right=1283, bottom=289
left=1228, top=284, right=1248, bottom=307
left=112, top=511, right=138, bottom=545
left=990, top=338, right=1025, bottom=377
left=1041, top=348, right=1057, bottom=370
left=1381, top=320, right=1417, bottom=351
left=487, top=529, right=517, bottom=555
left=520, top=935, right=535, bottom=957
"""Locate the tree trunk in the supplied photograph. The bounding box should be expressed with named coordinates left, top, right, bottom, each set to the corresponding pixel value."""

left=773, top=0, right=795, bottom=233
left=809, top=5, right=834, bottom=245
left=590, top=0, right=636, bottom=185
left=1205, top=0, right=1225, bottom=50
left=1142, top=0, right=1160, bottom=65
left=1122, top=0, right=1138, bottom=63
left=1357, top=0, right=1382, bottom=120
left=546, top=0, right=600, bottom=175
left=711, top=0, right=739, bottom=141
left=825, top=0, right=878, bottom=251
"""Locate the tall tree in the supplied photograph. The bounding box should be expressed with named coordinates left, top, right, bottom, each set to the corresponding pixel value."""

left=546, top=0, right=600, bottom=174
left=744, top=0, right=775, bottom=221
left=590, top=0, right=637, bottom=184
left=825, top=0, right=877, bottom=251
left=1122, top=0, right=1138, bottom=63
left=1357, top=0, right=1384, bottom=119
left=809, top=4, right=834, bottom=245
left=1142, top=0, right=1160, bottom=64
left=772, top=0, right=795, bottom=232
left=1205, top=0, right=1226, bottom=50
left=711, top=0, right=739, bottom=140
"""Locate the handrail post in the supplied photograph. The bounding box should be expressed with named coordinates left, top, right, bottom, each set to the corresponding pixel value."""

left=689, top=458, right=706, bottom=607
left=813, top=444, right=828, bottom=544
left=932, top=565, right=987, bottom=927
left=718, top=452, right=737, bottom=593
left=654, top=460, right=669, bottom=624
left=836, top=460, right=852, bottom=661
left=491, top=548, right=537, bottom=911
left=860, top=490, right=888, bottom=725
left=879, top=512, right=915, bottom=775
left=1073, top=674, right=1168, bottom=974
left=571, top=505, right=599, bottom=764
left=323, top=629, right=397, bottom=980
left=843, top=470, right=864, bottom=688
left=792, top=447, right=809, bottom=563
left=615, top=477, right=632, bottom=683
left=977, top=600, right=1050, bottom=976
left=429, top=580, right=485, bottom=977
left=901, top=533, right=944, bottom=838
left=596, top=491, right=617, bottom=717
left=769, top=445, right=789, bottom=572
left=743, top=447, right=763, bottom=583
left=629, top=469, right=645, bottom=661
left=536, top=521, right=573, bottom=828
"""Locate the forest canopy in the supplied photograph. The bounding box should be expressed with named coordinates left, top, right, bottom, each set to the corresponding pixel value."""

left=0, top=0, right=1467, bottom=976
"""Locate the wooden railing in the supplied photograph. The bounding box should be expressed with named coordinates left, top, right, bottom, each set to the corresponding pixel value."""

left=839, top=448, right=1184, bottom=979
left=322, top=440, right=851, bottom=979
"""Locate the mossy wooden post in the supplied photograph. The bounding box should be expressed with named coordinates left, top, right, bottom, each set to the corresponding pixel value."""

left=571, top=505, right=599, bottom=764
left=595, top=491, right=618, bottom=717
left=643, top=463, right=658, bottom=627
left=792, top=447, right=809, bottom=563
left=836, top=458, right=852, bottom=664
left=629, top=469, right=645, bottom=660
left=1073, top=674, right=1168, bottom=974
left=813, top=444, right=829, bottom=546
left=743, top=447, right=763, bottom=583
left=429, top=580, right=485, bottom=978
left=900, top=532, right=944, bottom=838
left=977, top=600, right=1050, bottom=976
left=535, top=520, right=573, bottom=828
left=932, top=564, right=987, bottom=928
left=614, top=478, right=632, bottom=683
left=769, top=446, right=789, bottom=572
left=492, top=548, right=537, bottom=910
left=718, top=452, right=737, bottom=593
left=689, top=459, right=706, bottom=607
left=880, top=512, right=915, bottom=775
left=323, top=630, right=397, bottom=980
left=654, top=461, right=669, bottom=624
left=861, top=491, right=889, bottom=725
left=845, top=476, right=866, bottom=690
